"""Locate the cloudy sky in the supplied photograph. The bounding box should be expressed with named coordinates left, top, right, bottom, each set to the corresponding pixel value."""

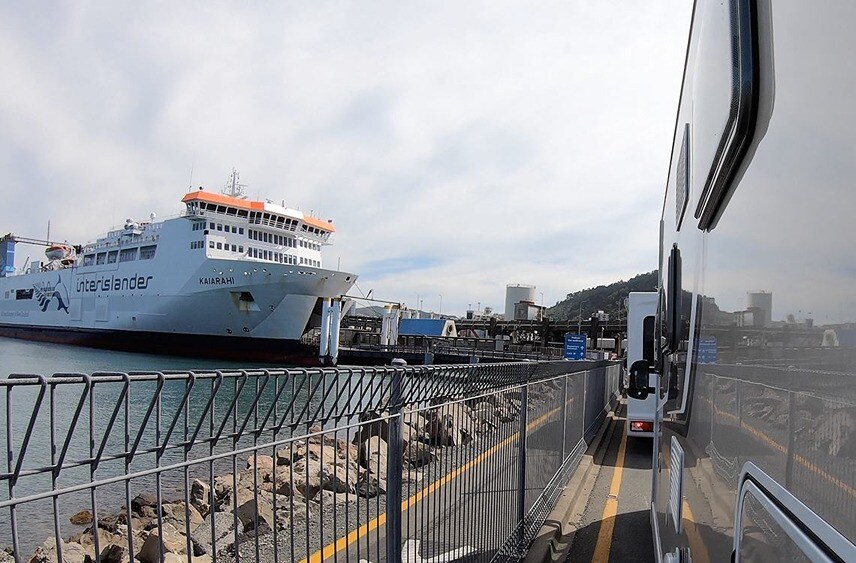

left=0, top=1, right=692, bottom=315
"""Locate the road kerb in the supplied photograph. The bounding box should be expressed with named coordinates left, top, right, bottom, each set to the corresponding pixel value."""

left=524, top=411, right=619, bottom=563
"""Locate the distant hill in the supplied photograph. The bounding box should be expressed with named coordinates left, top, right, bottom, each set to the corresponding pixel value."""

left=546, top=271, right=659, bottom=322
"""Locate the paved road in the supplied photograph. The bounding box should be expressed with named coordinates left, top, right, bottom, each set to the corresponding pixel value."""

left=564, top=411, right=655, bottom=562
left=304, top=397, right=574, bottom=562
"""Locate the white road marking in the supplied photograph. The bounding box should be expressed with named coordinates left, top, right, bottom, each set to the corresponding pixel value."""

left=359, top=539, right=476, bottom=563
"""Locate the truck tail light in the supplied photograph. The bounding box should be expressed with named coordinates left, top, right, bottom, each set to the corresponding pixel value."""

left=630, top=421, right=654, bottom=432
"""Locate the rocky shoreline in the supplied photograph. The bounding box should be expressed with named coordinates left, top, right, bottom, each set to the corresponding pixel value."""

left=14, top=390, right=529, bottom=563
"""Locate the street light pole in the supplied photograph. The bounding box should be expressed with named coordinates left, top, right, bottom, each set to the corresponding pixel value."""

left=438, top=294, right=443, bottom=316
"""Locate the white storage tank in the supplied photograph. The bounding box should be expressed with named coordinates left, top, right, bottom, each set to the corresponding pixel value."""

left=747, top=290, right=773, bottom=326
left=505, top=284, right=537, bottom=321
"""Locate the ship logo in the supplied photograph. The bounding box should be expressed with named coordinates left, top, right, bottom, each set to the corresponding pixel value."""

left=33, top=275, right=70, bottom=314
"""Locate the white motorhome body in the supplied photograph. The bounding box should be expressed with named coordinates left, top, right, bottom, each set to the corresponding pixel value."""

left=628, top=1, right=856, bottom=560
left=625, top=292, right=658, bottom=437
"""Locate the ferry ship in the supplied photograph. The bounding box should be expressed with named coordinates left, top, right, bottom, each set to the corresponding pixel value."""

left=0, top=172, right=357, bottom=362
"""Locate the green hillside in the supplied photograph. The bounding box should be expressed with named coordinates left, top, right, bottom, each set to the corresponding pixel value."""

left=546, top=271, right=659, bottom=322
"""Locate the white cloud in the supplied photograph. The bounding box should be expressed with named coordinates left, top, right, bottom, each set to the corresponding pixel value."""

left=0, top=1, right=691, bottom=314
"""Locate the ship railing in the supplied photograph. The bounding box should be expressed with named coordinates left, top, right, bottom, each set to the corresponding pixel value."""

left=0, top=361, right=620, bottom=563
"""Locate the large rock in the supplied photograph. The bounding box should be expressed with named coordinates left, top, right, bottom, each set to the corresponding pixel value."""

left=306, top=425, right=338, bottom=446
left=276, top=442, right=306, bottom=466
left=246, top=454, right=275, bottom=473
left=235, top=487, right=276, bottom=533
left=355, top=474, right=386, bottom=498
left=69, top=509, right=93, bottom=526
left=99, top=543, right=130, bottom=563
left=425, top=404, right=474, bottom=446
left=131, top=493, right=158, bottom=514
left=359, top=437, right=389, bottom=478
left=472, top=402, right=500, bottom=432
left=403, top=440, right=435, bottom=467
left=190, top=479, right=211, bottom=517
left=70, top=527, right=124, bottom=554
left=289, top=459, right=321, bottom=500
left=320, top=461, right=357, bottom=493
left=191, top=511, right=236, bottom=555
left=137, top=522, right=187, bottom=563
left=162, top=501, right=204, bottom=533
left=28, top=539, right=87, bottom=563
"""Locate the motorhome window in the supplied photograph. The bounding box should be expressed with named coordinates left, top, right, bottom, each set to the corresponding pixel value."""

left=96, top=253, right=106, bottom=265
left=692, top=0, right=758, bottom=229
left=119, top=248, right=137, bottom=262
left=140, top=245, right=156, bottom=260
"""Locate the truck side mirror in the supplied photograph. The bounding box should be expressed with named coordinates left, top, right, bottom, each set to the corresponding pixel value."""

left=628, top=360, right=656, bottom=400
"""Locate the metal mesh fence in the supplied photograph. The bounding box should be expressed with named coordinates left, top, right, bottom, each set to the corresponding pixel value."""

left=0, top=360, right=619, bottom=563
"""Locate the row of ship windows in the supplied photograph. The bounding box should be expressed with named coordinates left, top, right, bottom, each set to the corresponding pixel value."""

left=205, top=241, right=244, bottom=253
left=248, top=228, right=298, bottom=247
left=202, top=222, right=322, bottom=252
left=247, top=229, right=319, bottom=251
left=192, top=241, right=320, bottom=267
left=82, top=245, right=156, bottom=266
left=206, top=222, right=245, bottom=235
left=248, top=247, right=299, bottom=265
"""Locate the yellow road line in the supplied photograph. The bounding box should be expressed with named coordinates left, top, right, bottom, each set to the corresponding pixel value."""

left=303, top=401, right=570, bottom=563
left=682, top=500, right=711, bottom=563
left=592, top=422, right=627, bottom=562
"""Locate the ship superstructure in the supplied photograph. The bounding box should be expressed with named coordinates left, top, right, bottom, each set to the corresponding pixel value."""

left=0, top=176, right=356, bottom=361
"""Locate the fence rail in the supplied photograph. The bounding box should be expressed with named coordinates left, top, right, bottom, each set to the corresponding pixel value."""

left=1, top=360, right=619, bottom=563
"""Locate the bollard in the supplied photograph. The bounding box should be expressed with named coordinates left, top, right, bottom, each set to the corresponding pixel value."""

left=386, top=367, right=404, bottom=559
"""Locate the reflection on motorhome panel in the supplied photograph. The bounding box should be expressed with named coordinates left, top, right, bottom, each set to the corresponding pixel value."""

left=653, top=0, right=856, bottom=561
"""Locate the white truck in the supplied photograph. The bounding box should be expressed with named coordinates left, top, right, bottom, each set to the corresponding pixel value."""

left=624, top=291, right=658, bottom=438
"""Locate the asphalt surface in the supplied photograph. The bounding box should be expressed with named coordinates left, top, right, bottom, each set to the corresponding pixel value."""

left=564, top=413, right=656, bottom=563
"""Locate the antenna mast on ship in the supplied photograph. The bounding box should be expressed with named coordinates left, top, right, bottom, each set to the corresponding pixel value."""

left=222, top=168, right=247, bottom=199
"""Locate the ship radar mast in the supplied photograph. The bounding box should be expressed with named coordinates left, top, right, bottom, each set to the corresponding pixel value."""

left=222, top=168, right=247, bottom=199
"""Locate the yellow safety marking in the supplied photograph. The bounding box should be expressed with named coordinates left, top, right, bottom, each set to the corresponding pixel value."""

left=682, top=500, right=711, bottom=563
left=701, top=397, right=856, bottom=499
left=592, top=423, right=627, bottom=562
left=303, top=398, right=575, bottom=563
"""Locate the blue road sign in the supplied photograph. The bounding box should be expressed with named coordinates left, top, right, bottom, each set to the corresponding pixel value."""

left=697, top=338, right=717, bottom=364
left=564, top=333, right=587, bottom=360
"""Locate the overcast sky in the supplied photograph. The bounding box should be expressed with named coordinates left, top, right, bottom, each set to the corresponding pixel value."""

left=0, top=1, right=692, bottom=315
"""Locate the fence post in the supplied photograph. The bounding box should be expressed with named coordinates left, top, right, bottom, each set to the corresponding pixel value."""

left=386, top=368, right=403, bottom=560
left=516, top=383, right=529, bottom=548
